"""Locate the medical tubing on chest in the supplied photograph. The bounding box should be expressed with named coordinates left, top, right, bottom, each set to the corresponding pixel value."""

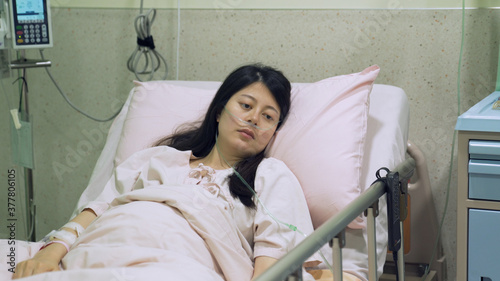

left=232, top=169, right=302, bottom=235
left=215, top=136, right=334, bottom=272
left=229, top=155, right=335, bottom=273
left=215, top=134, right=301, bottom=235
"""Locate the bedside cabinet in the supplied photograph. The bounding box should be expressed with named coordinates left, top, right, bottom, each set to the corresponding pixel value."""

left=456, top=91, right=500, bottom=281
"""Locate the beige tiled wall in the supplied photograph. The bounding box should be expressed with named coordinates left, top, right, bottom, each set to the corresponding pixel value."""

left=1, top=7, right=499, bottom=280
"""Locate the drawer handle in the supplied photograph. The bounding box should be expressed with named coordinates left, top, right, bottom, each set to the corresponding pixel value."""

left=469, top=160, right=500, bottom=175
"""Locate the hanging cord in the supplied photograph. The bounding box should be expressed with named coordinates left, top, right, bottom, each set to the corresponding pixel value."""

left=12, top=76, right=27, bottom=113
left=40, top=49, right=123, bottom=122
left=127, top=0, right=168, bottom=82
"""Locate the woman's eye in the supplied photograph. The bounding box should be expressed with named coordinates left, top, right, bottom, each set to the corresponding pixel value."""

left=264, top=114, right=274, bottom=121
left=241, top=103, right=251, bottom=109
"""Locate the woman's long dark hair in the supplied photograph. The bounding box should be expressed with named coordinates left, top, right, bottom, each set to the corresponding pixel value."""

left=153, top=63, right=291, bottom=209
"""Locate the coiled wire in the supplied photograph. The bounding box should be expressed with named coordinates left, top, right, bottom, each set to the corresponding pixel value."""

left=127, top=6, right=168, bottom=81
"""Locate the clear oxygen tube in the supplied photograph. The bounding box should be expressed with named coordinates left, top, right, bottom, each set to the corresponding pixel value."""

left=223, top=106, right=280, bottom=131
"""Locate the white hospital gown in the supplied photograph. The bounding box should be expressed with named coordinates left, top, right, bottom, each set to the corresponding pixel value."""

left=80, top=146, right=317, bottom=273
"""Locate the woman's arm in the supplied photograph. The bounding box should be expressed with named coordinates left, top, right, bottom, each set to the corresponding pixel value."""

left=12, top=209, right=97, bottom=279
left=251, top=256, right=277, bottom=281
left=250, top=159, right=319, bottom=280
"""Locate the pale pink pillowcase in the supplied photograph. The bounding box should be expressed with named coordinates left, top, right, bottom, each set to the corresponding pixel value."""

left=114, top=82, right=216, bottom=165
left=114, top=65, right=380, bottom=229
left=268, top=65, right=380, bottom=229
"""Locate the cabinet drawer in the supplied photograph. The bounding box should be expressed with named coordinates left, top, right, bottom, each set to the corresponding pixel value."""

left=469, top=140, right=500, bottom=160
left=468, top=209, right=500, bottom=281
left=469, top=160, right=500, bottom=201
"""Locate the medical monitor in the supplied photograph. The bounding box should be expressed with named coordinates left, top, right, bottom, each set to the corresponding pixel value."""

left=9, top=0, right=52, bottom=49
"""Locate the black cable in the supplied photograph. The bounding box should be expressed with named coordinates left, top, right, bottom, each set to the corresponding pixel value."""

left=12, top=76, right=27, bottom=113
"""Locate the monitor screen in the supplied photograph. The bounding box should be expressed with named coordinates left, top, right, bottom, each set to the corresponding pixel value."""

left=15, top=0, right=45, bottom=23
left=10, top=0, right=53, bottom=48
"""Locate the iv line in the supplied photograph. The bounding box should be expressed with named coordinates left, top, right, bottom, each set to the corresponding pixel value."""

left=214, top=133, right=300, bottom=233
left=421, top=1, right=464, bottom=279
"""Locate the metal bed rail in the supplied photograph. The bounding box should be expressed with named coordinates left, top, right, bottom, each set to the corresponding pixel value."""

left=254, top=157, right=416, bottom=281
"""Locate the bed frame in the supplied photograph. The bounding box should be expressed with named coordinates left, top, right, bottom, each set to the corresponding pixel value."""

left=254, top=157, right=416, bottom=281
left=381, top=142, right=446, bottom=281
left=254, top=141, right=446, bottom=281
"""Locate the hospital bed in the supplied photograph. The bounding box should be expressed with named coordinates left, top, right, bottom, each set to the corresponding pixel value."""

left=1, top=66, right=444, bottom=281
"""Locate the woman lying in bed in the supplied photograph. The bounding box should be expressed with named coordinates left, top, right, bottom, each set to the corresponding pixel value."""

left=12, top=64, right=318, bottom=281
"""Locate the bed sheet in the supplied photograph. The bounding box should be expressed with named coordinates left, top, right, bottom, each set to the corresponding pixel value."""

left=1, top=186, right=252, bottom=281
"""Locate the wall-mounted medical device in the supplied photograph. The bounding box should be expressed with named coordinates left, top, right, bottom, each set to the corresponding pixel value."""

left=7, top=0, right=53, bottom=49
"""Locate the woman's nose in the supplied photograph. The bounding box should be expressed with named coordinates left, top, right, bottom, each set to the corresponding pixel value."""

left=246, top=110, right=259, bottom=125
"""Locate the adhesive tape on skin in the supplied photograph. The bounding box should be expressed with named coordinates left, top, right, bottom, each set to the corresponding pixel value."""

left=49, top=229, right=77, bottom=245
left=62, top=222, right=85, bottom=237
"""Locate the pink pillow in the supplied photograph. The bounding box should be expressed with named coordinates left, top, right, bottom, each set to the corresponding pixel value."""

left=115, top=65, right=380, bottom=229
left=114, top=82, right=217, bottom=165
left=268, top=65, right=379, bottom=229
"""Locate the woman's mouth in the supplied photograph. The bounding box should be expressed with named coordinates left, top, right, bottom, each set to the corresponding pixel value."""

left=238, top=128, right=255, bottom=139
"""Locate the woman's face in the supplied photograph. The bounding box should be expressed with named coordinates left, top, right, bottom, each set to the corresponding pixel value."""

left=217, top=82, right=281, bottom=161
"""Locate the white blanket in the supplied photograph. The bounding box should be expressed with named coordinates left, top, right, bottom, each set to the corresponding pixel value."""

left=1, top=186, right=255, bottom=281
